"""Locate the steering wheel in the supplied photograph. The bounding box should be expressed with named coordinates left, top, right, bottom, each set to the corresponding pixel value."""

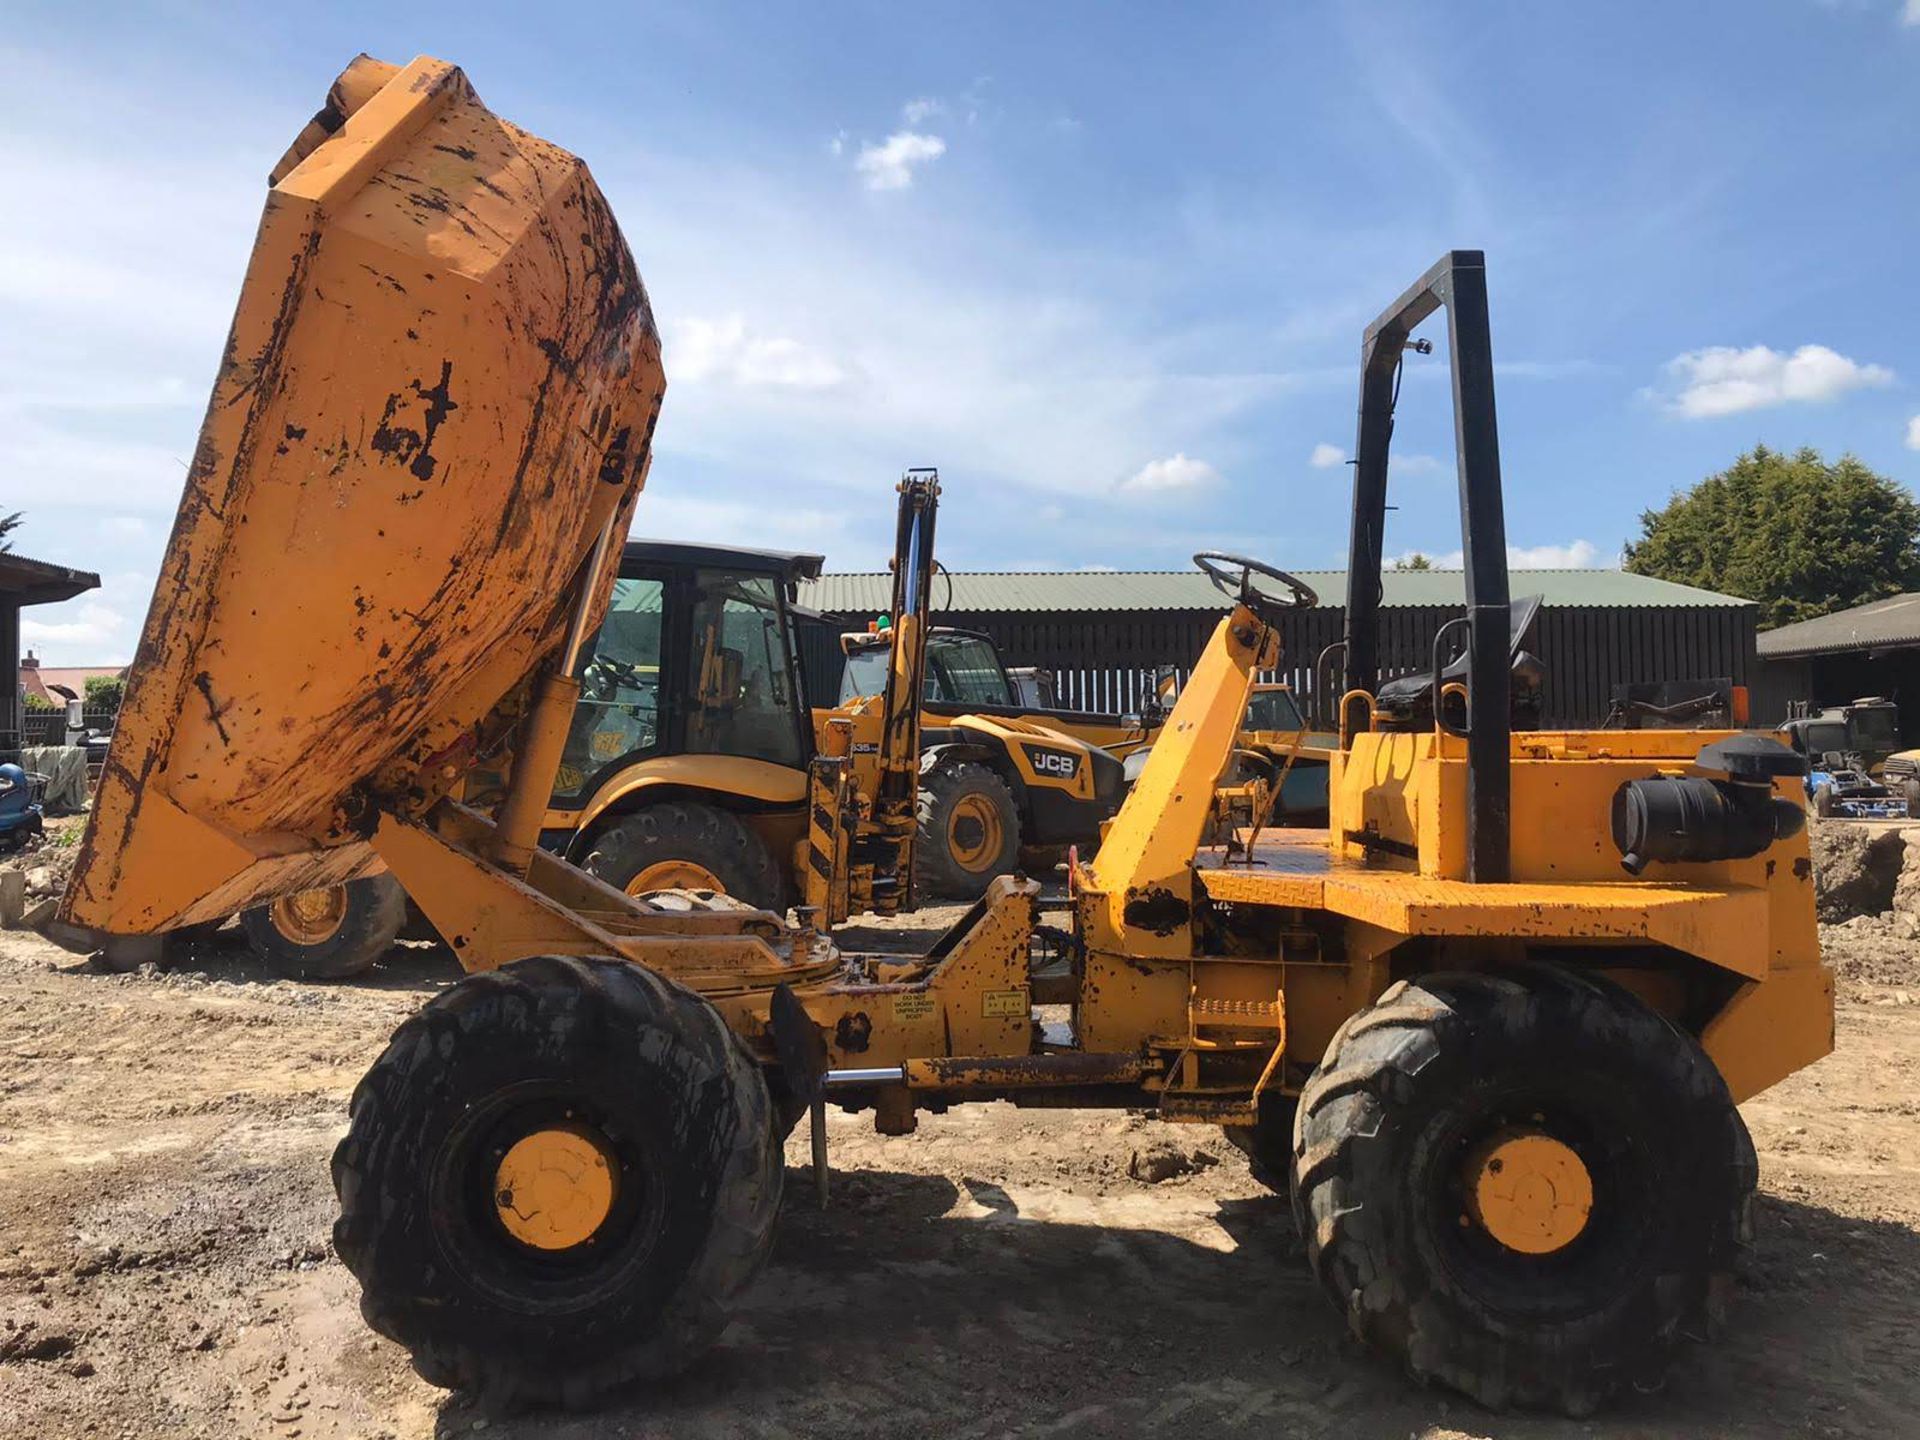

left=1193, top=552, right=1319, bottom=624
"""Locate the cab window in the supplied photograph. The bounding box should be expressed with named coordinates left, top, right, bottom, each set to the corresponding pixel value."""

left=556, top=576, right=664, bottom=798
left=684, top=570, right=804, bottom=767
left=840, top=642, right=888, bottom=702
left=1245, top=687, right=1305, bottom=732
left=927, top=635, right=1013, bottom=706
left=1850, top=707, right=1897, bottom=748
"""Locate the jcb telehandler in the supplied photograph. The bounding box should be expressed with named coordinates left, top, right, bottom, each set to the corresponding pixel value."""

left=63, top=56, right=1830, bottom=1418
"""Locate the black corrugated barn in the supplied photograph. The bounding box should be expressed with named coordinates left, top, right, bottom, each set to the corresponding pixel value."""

left=799, top=568, right=1757, bottom=729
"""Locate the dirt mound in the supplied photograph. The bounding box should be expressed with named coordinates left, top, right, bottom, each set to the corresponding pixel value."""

left=1820, top=915, right=1920, bottom=997
left=1809, top=822, right=1911, bottom=921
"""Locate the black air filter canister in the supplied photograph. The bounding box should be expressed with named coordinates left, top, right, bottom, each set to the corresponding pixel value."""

left=1610, top=774, right=1804, bottom=877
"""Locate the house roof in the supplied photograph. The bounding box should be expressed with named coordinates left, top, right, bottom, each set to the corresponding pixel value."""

left=1756, top=593, right=1920, bottom=660
left=800, top=568, right=1751, bottom=617
left=19, top=664, right=127, bottom=704
left=0, top=551, right=99, bottom=606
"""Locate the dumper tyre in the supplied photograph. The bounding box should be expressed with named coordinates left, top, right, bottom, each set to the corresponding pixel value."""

left=239, top=874, right=406, bottom=981
left=582, top=802, right=784, bottom=913
left=1290, top=964, right=1755, bottom=1416
left=916, top=760, right=1022, bottom=899
left=331, top=954, right=782, bottom=1407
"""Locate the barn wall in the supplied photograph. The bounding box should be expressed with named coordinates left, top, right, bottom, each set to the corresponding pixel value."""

left=0, top=602, right=17, bottom=757
left=917, top=603, right=1756, bottom=729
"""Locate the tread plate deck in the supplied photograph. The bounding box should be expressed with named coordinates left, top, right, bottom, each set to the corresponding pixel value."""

left=1193, top=829, right=1772, bottom=980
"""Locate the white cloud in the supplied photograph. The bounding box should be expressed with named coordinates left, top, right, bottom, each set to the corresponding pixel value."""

left=1118, top=453, right=1221, bottom=495
left=98, top=515, right=150, bottom=541
left=901, top=97, right=944, bottom=125
left=0, top=52, right=1308, bottom=632
left=632, top=486, right=852, bottom=552
left=1308, top=442, right=1345, bottom=468
left=855, top=132, right=947, bottom=191
left=1906, top=415, right=1920, bottom=450
left=1658, top=344, right=1893, bottom=418
left=827, top=130, right=847, bottom=158
left=16, top=568, right=157, bottom=664
left=1905, top=0, right=1920, bottom=25
left=1392, top=540, right=1608, bottom=570
left=668, top=315, right=848, bottom=390
left=20, top=600, right=126, bottom=650
left=1510, top=539, right=1605, bottom=568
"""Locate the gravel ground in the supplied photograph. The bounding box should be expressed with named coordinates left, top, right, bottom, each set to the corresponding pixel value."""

left=0, top=893, right=1916, bottom=1440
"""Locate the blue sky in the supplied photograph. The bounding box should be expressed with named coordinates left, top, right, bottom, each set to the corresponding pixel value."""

left=5, top=1, right=1919, bottom=662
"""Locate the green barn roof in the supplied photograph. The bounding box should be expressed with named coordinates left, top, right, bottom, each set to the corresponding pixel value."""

left=1756, top=592, right=1920, bottom=660
left=801, top=569, right=1751, bottom=616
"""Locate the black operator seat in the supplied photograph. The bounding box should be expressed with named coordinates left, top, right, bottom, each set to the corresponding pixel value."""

left=1374, top=593, right=1546, bottom=730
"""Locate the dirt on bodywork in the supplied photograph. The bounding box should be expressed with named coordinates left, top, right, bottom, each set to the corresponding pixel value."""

left=0, top=901, right=1915, bottom=1440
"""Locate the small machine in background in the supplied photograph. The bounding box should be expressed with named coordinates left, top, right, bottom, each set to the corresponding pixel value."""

left=0, top=763, right=46, bottom=854
left=1779, top=697, right=1917, bottom=818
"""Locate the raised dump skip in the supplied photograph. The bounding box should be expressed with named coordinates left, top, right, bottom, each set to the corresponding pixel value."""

left=64, top=54, right=663, bottom=935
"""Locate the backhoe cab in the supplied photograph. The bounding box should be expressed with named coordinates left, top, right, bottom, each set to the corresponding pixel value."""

left=62, top=61, right=1829, bottom=1417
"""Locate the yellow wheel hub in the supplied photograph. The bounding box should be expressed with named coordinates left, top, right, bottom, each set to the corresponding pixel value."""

left=947, top=793, right=1005, bottom=871
left=269, top=886, right=348, bottom=945
left=493, top=1125, right=618, bottom=1251
left=1465, top=1129, right=1593, bottom=1255
left=625, top=859, right=725, bottom=896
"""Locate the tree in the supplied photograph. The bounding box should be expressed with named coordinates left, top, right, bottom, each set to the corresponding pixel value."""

left=0, top=512, right=18, bottom=553
left=84, top=674, right=126, bottom=713
left=1623, top=445, right=1920, bottom=629
left=1395, top=552, right=1435, bottom=571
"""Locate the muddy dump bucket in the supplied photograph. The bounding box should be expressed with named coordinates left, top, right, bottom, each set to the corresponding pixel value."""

left=63, top=55, right=663, bottom=935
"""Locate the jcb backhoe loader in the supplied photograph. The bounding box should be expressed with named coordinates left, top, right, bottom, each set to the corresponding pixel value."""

left=238, top=469, right=1128, bottom=977
left=227, top=500, right=927, bottom=979
left=63, top=56, right=1830, bottom=1418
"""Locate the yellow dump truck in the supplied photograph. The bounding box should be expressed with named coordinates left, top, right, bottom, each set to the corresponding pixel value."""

left=63, top=57, right=1831, bottom=1419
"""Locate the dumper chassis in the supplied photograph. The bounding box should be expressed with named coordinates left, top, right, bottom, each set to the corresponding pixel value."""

left=63, top=55, right=1832, bottom=1419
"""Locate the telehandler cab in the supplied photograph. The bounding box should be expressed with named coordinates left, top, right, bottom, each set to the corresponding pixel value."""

left=63, top=55, right=1830, bottom=1418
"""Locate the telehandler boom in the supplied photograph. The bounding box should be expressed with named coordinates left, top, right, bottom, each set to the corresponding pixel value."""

left=66, top=57, right=1831, bottom=1417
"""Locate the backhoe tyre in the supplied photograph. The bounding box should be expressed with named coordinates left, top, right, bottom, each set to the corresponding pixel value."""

left=916, top=760, right=1021, bottom=900
left=1290, top=965, right=1755, bottom=1416
left=332, top=954, right=782, bottom=1407
left=239, top=874, right=406, bottom=981
left=582, top=802, right=784, bottom=913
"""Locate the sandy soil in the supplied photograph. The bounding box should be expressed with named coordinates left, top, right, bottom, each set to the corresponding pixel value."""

left=0, top=908, right=1916, bottom=1440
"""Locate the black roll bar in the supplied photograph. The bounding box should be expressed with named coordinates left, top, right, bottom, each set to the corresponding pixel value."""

left=1343, top=250, right=1511, bottom=883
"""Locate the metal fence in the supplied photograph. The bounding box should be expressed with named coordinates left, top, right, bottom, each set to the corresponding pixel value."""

left=15, top=706, right=117, bottom=750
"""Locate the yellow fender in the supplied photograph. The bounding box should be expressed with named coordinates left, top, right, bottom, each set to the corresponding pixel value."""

left=946, top=714, right=1097, bottom=801
left=551, top=753, right=808, bottom=853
